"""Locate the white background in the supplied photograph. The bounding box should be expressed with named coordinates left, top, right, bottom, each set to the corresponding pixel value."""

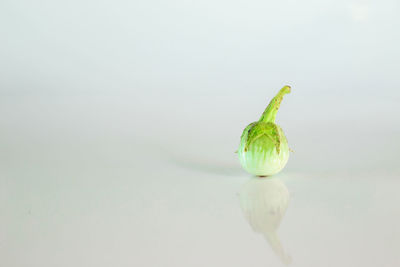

left=1, top=0, right=399, bottom=266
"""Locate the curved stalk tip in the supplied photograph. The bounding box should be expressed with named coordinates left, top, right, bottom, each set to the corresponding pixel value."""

left=259, top=85, right=291, bottom=123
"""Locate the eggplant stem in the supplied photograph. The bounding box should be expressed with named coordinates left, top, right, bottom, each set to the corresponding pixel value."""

left=259, top=85, right=291, bottom=123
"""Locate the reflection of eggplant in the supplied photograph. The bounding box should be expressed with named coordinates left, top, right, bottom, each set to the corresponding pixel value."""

left=239, top=177, right=291, bottom=265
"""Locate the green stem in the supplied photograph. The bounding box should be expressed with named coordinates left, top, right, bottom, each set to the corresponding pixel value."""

left=259, top=85, right=291, bottom=123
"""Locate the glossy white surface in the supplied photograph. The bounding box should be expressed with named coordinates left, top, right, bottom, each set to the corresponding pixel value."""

left=1, top=95, right=399, bottom=267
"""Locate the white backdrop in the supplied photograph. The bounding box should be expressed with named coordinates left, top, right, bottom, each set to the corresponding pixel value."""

left=1, top=1, right=399, bottom=266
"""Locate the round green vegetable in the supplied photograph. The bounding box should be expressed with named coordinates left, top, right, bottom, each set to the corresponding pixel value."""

left=238, top=85, right=291, bottom=176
